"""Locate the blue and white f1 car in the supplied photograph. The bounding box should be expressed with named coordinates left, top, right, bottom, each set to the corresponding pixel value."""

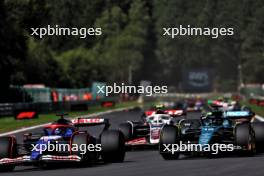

left=0, top=114, right=126, bottom=172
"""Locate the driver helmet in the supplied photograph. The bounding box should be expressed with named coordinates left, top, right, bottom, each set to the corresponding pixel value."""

left=54, top=128, right=62, bottom=135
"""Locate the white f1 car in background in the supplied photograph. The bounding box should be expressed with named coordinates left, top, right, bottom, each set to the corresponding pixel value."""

left=119, top=114, right=175, bottom=148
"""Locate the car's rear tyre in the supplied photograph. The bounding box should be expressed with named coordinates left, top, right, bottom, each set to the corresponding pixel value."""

left=252, top=122, right=264, bottom=153
left=159, top=125, right=180, bottom=160
left=71, top=133, right=98, bottom=163
left=119, top=123, right=132, bottom=141
left=235, top=123, right=256, bottom=155
left=0, top=136, right=17, bottom=172
left=101, top=130, right=125, bottom=163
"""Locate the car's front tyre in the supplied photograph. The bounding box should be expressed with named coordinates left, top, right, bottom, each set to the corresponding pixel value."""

left=235, top=123, right=256, bottom=156
left=159, top=125, right=180, bottom=160
left=0, top=136, right=17, bottom=172
left=101, top=130, right=125, bottom=163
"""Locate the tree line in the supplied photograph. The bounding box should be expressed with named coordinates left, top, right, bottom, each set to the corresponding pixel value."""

left=0, top=0, right=263, bottom=101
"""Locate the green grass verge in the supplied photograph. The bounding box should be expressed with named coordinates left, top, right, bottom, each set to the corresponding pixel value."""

left=241, top=101, right=264, bottom=117
left=0, top=101, right=140, bottom=133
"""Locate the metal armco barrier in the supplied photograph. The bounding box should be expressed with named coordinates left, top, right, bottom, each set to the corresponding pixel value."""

left=0, top=104, right=14, bottom=116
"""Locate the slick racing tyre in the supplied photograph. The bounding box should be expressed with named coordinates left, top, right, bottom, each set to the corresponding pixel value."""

left=159, top=125, right=180, bottom=160
left=0, top=136, right=17, bottom=172
left=101, top=130, right=125, bottom=163
left=71, top=133, right=98, bottom=163
left=119, top=122, right=133, bottom=141
left=252, top=122, right=264, bottom=153
left=235, top=123, right=256, bottom=156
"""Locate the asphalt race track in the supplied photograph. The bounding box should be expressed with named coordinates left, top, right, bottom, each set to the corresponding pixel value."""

left=1, top=109, right=264, bottom=176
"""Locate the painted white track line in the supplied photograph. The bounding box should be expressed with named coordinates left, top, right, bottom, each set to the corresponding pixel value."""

left=0, top=106, right=134, bottom=137
left=255, top=115, right=264, bottom=122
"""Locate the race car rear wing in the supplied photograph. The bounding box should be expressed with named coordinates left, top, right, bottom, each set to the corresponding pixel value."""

left=71, top=118, right=110, bottom=127
left=164, top=109, right=184, bottom=116
left=223, top=111, right=255, bottom=119
left=145, top=109, right=185, bottom=117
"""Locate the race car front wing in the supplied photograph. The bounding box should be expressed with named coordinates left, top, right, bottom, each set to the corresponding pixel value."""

left=0, top=155, right=81, bottom=165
